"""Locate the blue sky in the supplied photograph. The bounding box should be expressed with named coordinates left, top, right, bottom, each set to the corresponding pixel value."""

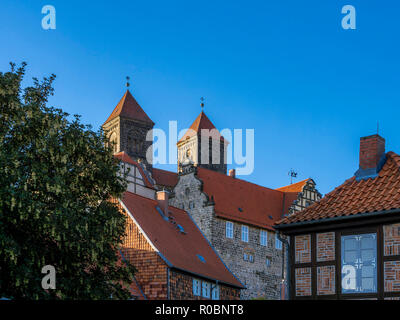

left=1, top=0, right=399, bottom=195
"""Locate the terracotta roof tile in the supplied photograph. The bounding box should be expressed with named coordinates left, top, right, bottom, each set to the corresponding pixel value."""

left=104, top=90, right=154, bottom=125
left=277, top=152, right=400, bottom=226
left=178, top=111, right=226, bottom=144
left=275, top=179, right=309, bottom=193
left=121, top=192, right=244, bottom=288
left=152, top=168, right=178, bottom=188
left=197, top=168, right=288, bottom=230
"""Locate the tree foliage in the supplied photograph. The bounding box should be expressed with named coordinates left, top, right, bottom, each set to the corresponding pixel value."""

left=0, top=63, right=135, bottom=299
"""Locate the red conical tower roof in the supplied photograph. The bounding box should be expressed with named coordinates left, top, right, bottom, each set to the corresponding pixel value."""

left=178, top=111, right=226, bottom=144
left=104, top=90, right=154, bottom=125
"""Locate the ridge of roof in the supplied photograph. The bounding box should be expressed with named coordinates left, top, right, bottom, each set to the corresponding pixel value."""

left=104, top=90, right=154, bottom=125
left=276, top=151, right=400, bottom=226
left=276, top=179, right=310, bottom=193
left=178, top=111, right=225, bottom=144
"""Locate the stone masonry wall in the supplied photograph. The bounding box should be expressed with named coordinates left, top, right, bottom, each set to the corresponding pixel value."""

left=211, top=217, right=284, bottom=300
left=169, top=170, right=214, bottom=241
left=171, top=169, right=284, bottom=300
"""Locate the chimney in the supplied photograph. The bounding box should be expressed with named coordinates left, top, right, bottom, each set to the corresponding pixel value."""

left=156, top=190, right=169, bottom=216
left=355, top=134, right=386, bottom=180
left=229, top=169, right=236, bottom=178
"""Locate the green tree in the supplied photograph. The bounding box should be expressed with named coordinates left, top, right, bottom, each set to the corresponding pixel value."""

left=0, top=63, right=135, bottom=299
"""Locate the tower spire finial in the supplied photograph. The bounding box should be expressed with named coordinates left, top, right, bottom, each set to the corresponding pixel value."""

left=126, top=76, right=130, bottom=89
left=200, top=97, right=205, bottom=111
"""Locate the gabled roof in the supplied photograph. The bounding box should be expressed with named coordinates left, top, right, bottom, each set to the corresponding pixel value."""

left=276, top=179, right=310, bottom=193
left=104, top=90, right=154, bottom=125
left=178, top=111, right=226, bottom=144
left=121, top=191, right=244, bottom=289
left=197, top=167, right=287, bottom=231
left=277, top=152, right=400, bottom=226
left=152, top=168, right=178, bottom=188
left=113, top=152, right=154, bottom=188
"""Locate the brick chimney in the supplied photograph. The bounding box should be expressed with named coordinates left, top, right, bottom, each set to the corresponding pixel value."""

left=229, top=169, right=236, bottom=178
left=156, top=190, right=169, bottom=216
left=355, top=134, right=386, bottom=180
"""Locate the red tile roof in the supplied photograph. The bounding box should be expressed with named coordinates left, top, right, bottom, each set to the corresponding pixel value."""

left=152, top=168, right=178, bottom=188
left=104, top=90, right=154, bottom=125
left=197, top=168, right=288, bottom=231
left=178, top=111, right=226, bottom=144
left=276, top=179, right=309, bottom=193
left=113, top=152, right=154, bottom=188
left=277, top=152, right=400, bottom=226
left=120, top=191, right=244, bottom=288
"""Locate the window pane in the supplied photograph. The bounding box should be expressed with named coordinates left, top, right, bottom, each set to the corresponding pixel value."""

left=361, top=249, right=375, bottom=261
left=344, top=250, right=357, bottom=263
left=341, top=233, right=377, bottom=294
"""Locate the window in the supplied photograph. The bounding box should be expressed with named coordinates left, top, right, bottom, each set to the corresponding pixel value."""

left=341, top=233, right=377, bottom=294
left=248, top=254, right=254, bottom=263
left=226, top=221, right=233, bottom=238
left=211, top=284, right=220, bottom=300
left=243, top=253, right=248, bottom=261
left=193, top=279, right=201, bottom=296
left=275, top=233, right=282, bottom=250
left=241, top=225, right=249, bottom=242
left=266, top=257, right=271, bottom=267
left=260, top=230, right=267, bottom=246
left=202, top=281, right=211, bottom=298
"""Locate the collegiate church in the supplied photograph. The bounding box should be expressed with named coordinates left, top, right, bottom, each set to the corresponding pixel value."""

left=104, top=88, right=321, bottom=299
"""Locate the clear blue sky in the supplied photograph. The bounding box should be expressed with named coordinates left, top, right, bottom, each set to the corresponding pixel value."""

left=1, top=0, right=399, bottom=195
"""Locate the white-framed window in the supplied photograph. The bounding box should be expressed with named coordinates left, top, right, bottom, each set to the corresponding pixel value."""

left=243, top=253, right=248, bottom=261
left=202, top=281, right=211, bottom=298
left=260, top=230, right=267, bottom=246
left=249, top=254, right=254, bottom=263
left=226, top=221, right=233, bottom=238
left=241, top=225, right=249, bottom=242
left=275, top=233, right=282, bottom=250
left=211, top=284, right=220, bottom=300
left=193, top=279, right=201, bottom=296
left=341, top=233, right=377, bottom=294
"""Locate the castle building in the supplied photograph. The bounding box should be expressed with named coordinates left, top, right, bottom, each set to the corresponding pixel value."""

left=105, top=89, right=321, bottom=299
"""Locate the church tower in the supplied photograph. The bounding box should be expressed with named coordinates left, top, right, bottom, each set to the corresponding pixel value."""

left=177, top=110, right=228, bottom=175
left=103, top=89, right=154, bottom=169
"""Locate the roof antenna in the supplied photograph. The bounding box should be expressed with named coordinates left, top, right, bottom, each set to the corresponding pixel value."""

left=200, top=97, right=205, bottom=112
left=126, top=76, right=130, bottom=89
left=377, top=121, right=379, bottom=135
left=288, top=169, right=298, bottom=184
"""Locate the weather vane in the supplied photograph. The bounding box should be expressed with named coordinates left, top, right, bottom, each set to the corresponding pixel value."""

left=126, top=76, right=130, bottom=88
left=200, top=97, right=205, bottom=111
left=288, top=169, right=298, bottom=184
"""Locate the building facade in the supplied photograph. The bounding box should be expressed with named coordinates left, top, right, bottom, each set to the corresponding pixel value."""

left=104, top=89, right=321, bottom=299
left=276, top=134, right=400, bottom=300
left=114, top=154, right=243, bottom=300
